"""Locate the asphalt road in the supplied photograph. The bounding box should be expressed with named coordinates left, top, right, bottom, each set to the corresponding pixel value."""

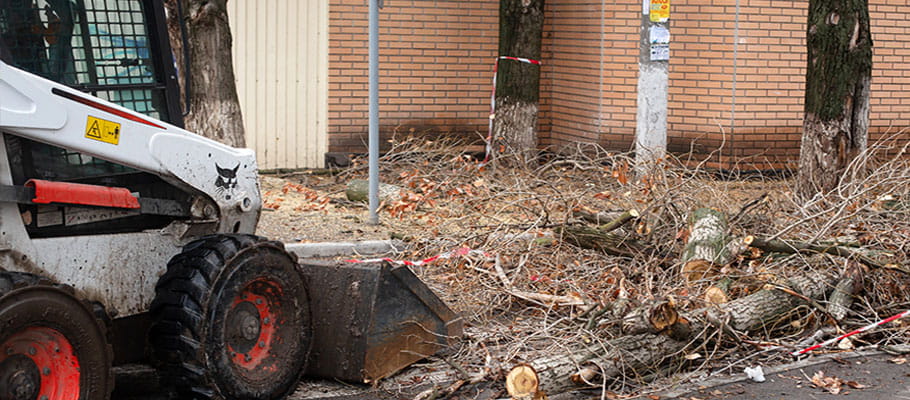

left=115, top=350, right=910, bottom=400
left=667, top=350, right=910, bottom=400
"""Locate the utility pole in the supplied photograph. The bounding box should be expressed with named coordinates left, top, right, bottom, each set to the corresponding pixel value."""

left=634, top=0, right=671, bottom=171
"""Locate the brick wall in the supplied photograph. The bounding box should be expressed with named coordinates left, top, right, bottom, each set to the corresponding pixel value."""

left=668, top=0, right=910, bottom=169
left=328, top=0, right=910, bottom=168
left=869, top=0, right=910, bottom=149
left=665, top=0, right=808, bottom=169
left=541, top=0, right=640, bottom=152
left=328, top=0, right=498, bottom=152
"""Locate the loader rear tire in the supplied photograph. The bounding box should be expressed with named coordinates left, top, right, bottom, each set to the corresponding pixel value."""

left=150, top=235, right=312, bottom=400
left=0, top=272, right=113, bottom=400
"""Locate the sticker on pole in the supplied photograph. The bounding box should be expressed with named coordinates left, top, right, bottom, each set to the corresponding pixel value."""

left=650, top=0, right=670, bottom=22
left=85, top=116, right=121, bottom=145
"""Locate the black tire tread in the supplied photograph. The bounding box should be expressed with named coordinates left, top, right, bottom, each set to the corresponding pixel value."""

left=150, top=234, right=299, bottom=399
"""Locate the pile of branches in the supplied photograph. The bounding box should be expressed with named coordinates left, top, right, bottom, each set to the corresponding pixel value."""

left=336, top=135, right=910, bottom=398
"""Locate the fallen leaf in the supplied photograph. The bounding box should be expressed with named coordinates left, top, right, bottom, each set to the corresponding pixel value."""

left=890, top=357, right=907, bottom=365
left=810, top=371, right=845, bottom=394
left=844, top=380, right=866, bottom=389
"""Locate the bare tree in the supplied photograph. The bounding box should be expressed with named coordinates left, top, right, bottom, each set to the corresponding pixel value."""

left=492, top=0, right=545, bottom=168
left=164, top=0, right=245, bottom=147
left=797, top=0, right=872, bottom=197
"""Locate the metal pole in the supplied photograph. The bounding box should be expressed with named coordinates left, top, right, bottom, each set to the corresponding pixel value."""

left=367, top=0, right=380, bottom=224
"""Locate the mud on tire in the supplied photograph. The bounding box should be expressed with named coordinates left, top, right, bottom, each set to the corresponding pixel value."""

left=149, top=234, right=312, bottom=400
left=0, top=271, right=113, bottom=400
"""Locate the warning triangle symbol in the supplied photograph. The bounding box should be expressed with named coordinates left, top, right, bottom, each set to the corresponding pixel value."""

left=86, top=120, right=102, bottom=138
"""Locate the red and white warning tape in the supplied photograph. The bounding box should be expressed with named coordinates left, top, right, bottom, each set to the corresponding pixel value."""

left=483, top=56, right=543, bottom=163
left=792, top=309, right=910, bottom=356
left=344, top=246, right=490, bottom=267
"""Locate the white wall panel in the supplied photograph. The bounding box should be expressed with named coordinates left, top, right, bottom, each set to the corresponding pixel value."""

left=228, top=0, right=328, bottom=169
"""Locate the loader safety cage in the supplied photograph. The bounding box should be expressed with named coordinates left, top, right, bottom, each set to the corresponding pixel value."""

left=0, top=0, right=192, bottom=238
left=0, top=0, right=182, bottom=126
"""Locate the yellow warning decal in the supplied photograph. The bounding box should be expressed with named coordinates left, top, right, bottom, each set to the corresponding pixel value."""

left=85, top=116, right=121, bottom=145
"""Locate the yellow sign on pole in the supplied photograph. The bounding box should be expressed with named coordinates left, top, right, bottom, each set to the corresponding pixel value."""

left=650, top=0, right=670, bottom=22
left=85, top=116, right=122, bottom=145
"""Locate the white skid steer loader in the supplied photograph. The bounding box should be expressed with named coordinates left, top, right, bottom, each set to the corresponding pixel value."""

left=0, top=2, right=460, bottom=400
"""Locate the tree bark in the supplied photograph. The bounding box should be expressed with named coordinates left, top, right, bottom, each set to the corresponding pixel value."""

left=164, top=0, right=246, bottom=147
left=492, top=0, right=545, bottom=167
left=797, top=0, right=872, bottom=197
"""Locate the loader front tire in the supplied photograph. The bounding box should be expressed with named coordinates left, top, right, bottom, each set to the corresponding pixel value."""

left=150, top=235, right=312, bottom=400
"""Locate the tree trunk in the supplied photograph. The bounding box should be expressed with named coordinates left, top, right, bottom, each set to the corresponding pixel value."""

left=492, top=0, right=544, bottom=168
left=164, top=0, right=246, bottom=147
left=797, top=0, right=872, bottom=197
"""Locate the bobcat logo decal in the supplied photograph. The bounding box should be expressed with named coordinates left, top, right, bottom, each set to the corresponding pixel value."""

left=215, top=163, right=239, bottom=200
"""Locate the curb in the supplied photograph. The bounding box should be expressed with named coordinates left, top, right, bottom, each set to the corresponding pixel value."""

left=285, top=240, right=406, bottom=259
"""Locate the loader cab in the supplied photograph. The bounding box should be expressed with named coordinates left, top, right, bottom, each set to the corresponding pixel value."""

left=0, top=0, right=182, bottom=125
left=0, top=0, right=198, bottom=238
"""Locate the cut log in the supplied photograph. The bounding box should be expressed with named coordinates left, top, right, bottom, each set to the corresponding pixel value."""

left=531, top=333, right=686, bottom=394
left=572, top=209, right=640, bottom=233
left=827, top=261, right=864, bottom=321
left=704, top=277, right=734, bottom=305
left=557, top=225, right=654, bottom=259
left=345, top=179, right=402, bottom=203
left=680, top=208, right=744, bottom=282
left=533, top=272, right=836, bottom=394
left=506, top=364, right=543, bottom=400
left=698, top=273, right=832, bottom=333
left=621, top=297, right=680, bottom=335
left=747, top=236, right=905, bottom=273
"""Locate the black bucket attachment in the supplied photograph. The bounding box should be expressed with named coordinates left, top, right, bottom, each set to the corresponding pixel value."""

left=300, top=260, right=462, bottom=382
